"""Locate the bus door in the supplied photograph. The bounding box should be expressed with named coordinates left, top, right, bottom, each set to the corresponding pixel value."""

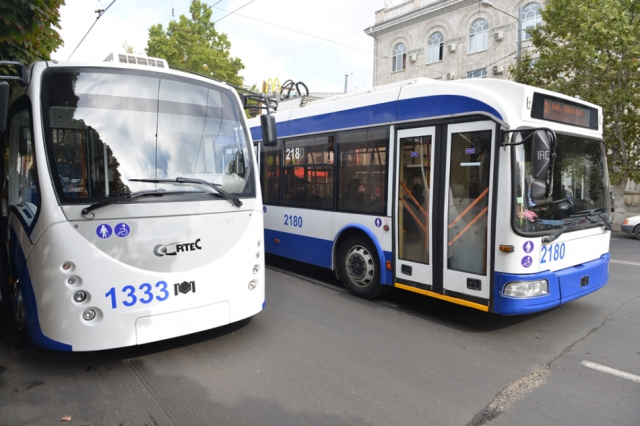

left=395, top=127, right=435, bottom=288
left=442, top=122, right=495, bottom=301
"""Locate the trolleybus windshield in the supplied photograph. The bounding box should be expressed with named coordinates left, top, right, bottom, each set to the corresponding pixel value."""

left=514, top=133, right=609, bottom=234
left=42, top=68, right=254, bottom=204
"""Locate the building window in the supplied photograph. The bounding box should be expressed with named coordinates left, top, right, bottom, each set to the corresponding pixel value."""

left=427, top=32, right=444, bottom=63
left=467, top=68, right=487, bottom=79
left=393, top=43, right=407, bottom=72
left=522, top=3, right=542, bottom=40
left=469, top=19, right=489, bottom=53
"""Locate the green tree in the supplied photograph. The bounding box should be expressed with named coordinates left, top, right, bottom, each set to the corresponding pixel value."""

left=145, top=0, right=244, bottom=86
left=0, top=0, right=65, bottom=68
left=511, top=0, right=640, bottom=225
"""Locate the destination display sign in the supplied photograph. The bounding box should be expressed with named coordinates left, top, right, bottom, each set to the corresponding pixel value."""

left=531, top=93, right=598, bottom=130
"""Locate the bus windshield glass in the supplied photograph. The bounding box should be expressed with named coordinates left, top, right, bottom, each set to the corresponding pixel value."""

left=514, top=134, right=609, bottom=234
left=42, top=69, right=253, bottom=203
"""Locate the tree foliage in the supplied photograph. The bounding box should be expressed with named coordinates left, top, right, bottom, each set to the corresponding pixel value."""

left=145, top=0, right=244, bottom=86
left=0, top=0, right=65, bottom=68
left=511, top=0, right=640, bottom=223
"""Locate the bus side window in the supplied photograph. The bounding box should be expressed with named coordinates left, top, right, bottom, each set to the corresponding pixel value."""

left=260, top=141, right=281, bottom=205
left=281, top=135, right=335, bottom=210
left=7, top=109, right=39, bottom=226
left=337, top=127, right=389, bottom=215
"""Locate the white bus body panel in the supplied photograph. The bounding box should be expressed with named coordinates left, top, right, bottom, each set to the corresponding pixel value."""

left=24, top=207, right=265, bottom=351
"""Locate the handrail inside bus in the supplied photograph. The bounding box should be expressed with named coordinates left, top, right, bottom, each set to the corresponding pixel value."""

left=448, top=206, right=488, bottom=246
left=400, top=182, right=428, bottom=218
left=399, top=198, right=427, bottom=234
left=448, top=187, right=488, bottom=229
left=399, top=182, right=429, bottom=248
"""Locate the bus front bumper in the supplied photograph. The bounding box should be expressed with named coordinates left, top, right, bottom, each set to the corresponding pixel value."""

left=494, top=253, right=609, bottom=315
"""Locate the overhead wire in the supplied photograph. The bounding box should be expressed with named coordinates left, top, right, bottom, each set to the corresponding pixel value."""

left=212, top=6, right=373, bottom=55
left=273, top=30, right=366, bottom=58
left=67, top=0, right=117, bottom=60
left=214, top=0, right=255, bottom=23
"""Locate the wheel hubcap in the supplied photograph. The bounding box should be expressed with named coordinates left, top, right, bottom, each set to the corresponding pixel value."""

left=346, top=245, right=375, bottom=288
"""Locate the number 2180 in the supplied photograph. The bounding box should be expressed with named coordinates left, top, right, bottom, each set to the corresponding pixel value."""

left=540, top=243, right=566, bottom=264
left=284, top=214, right=303, bottom=228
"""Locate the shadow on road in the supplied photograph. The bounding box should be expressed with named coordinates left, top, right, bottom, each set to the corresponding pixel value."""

left=266, top=253, right=549, bottom=334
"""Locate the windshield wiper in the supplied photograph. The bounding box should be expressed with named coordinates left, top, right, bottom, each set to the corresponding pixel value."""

left=570, top=210, right=612, bottom=231
left=129, top=177, right=243, bottom=208
left=542, top=219, right=581, bottom=244
left=81, top=189, right=166, bottom=218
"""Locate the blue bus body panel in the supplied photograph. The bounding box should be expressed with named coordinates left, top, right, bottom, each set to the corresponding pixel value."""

left=250, top=95, right=504, bottom=141
left=397, top=95, right=502, bottom=122
left=288, top=101, right=397, bottom=137
left=264, top=229, right=393, bottom=285
left=11, top=229, right=73, bottom=351
left=265, top=229, right=333, bottom=269
left=495, top=253, right=609, bottom=315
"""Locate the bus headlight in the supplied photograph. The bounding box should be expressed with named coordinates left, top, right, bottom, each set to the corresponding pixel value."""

left=248, top=280, right=258, bottom=290
left=253, top=264, right=260, bottom=275
left=503, top=280, right=549, bottom=298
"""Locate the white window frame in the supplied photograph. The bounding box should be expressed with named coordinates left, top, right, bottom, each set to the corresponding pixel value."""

left=393, top=43, right=407, bottom=72
left=427, top=32, right=444, bottom=63
left=467, top=68, right=487, bottom=79
left=469, top=19, right=489, bottom=53
left=522, top=3, right=542, bottom=41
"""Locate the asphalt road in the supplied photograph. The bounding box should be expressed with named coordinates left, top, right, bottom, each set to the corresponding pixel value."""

left=0, top=233, right=638, bottom=426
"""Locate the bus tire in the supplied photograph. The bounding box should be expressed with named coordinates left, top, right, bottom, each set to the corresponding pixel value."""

left=338, top=235, right=386, bottom=299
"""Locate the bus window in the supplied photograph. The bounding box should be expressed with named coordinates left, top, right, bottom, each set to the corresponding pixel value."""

left=7, top=109, right=39, bottom=225
left=260, top=142, right=281, bottom=205
left=337, top=127, right=388, bottom=214
left=282, top=135, right=334, bottom=209
left=447, top=130, right=492, bottom=276
left=398, top=135, right=431, bottom=264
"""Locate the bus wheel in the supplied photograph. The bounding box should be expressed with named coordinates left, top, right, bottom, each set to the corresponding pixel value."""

left=338, top=235, right=385, bottom=299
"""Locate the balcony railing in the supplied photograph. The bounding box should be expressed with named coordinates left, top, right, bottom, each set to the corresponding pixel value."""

left=375, top=0, right=448, bottom=24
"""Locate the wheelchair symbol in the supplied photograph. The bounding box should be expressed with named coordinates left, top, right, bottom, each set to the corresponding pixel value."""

left=115, top=223, right=130, bottom=238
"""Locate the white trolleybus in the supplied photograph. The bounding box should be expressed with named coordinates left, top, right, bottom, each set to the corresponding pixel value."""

left=0, top=56, right=277, bottom=351
left=249, top=78, right=611, bottom=315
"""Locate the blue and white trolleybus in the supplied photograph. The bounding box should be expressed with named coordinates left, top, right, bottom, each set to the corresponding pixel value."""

left=250, top=78, right=611, bottom=315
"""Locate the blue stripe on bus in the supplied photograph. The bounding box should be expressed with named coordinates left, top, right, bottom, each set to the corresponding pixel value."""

left=494, top=253, right=609, bottom=315
left=10, top=229, right=73, bottom=351
left=264, top=229, right=393, bottom=285
left=397, top=95, right=502, bottom=122
left=250, top=95, right=503, bottom=140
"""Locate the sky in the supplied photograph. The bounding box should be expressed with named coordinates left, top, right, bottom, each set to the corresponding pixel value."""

left=52, top=0, right=388, bottom=93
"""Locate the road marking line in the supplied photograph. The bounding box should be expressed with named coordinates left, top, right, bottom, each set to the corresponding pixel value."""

left=581, top=361, right=640, bottom=384
left=610, top=259, right=640, bottom=267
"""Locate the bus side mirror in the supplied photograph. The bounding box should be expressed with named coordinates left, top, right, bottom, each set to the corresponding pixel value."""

left=530, top=179, right=547, bottom=200
left=0, top=81, right=9, bottom=133
left=260, top=114, right=277, bottom=147
left=531, top=130, right=554, bottom=198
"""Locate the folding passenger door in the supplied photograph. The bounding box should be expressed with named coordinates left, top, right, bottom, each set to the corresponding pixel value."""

left=442, top=121, right=495, bottom=301
left=394, top=127, right=435, bottom=288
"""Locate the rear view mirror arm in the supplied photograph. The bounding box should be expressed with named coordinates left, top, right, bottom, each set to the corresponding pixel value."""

left=500, top=127, right=557, bottom=147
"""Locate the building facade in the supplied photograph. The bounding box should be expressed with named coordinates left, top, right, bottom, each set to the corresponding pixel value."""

left=365, top=0, right=543, bottom=86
